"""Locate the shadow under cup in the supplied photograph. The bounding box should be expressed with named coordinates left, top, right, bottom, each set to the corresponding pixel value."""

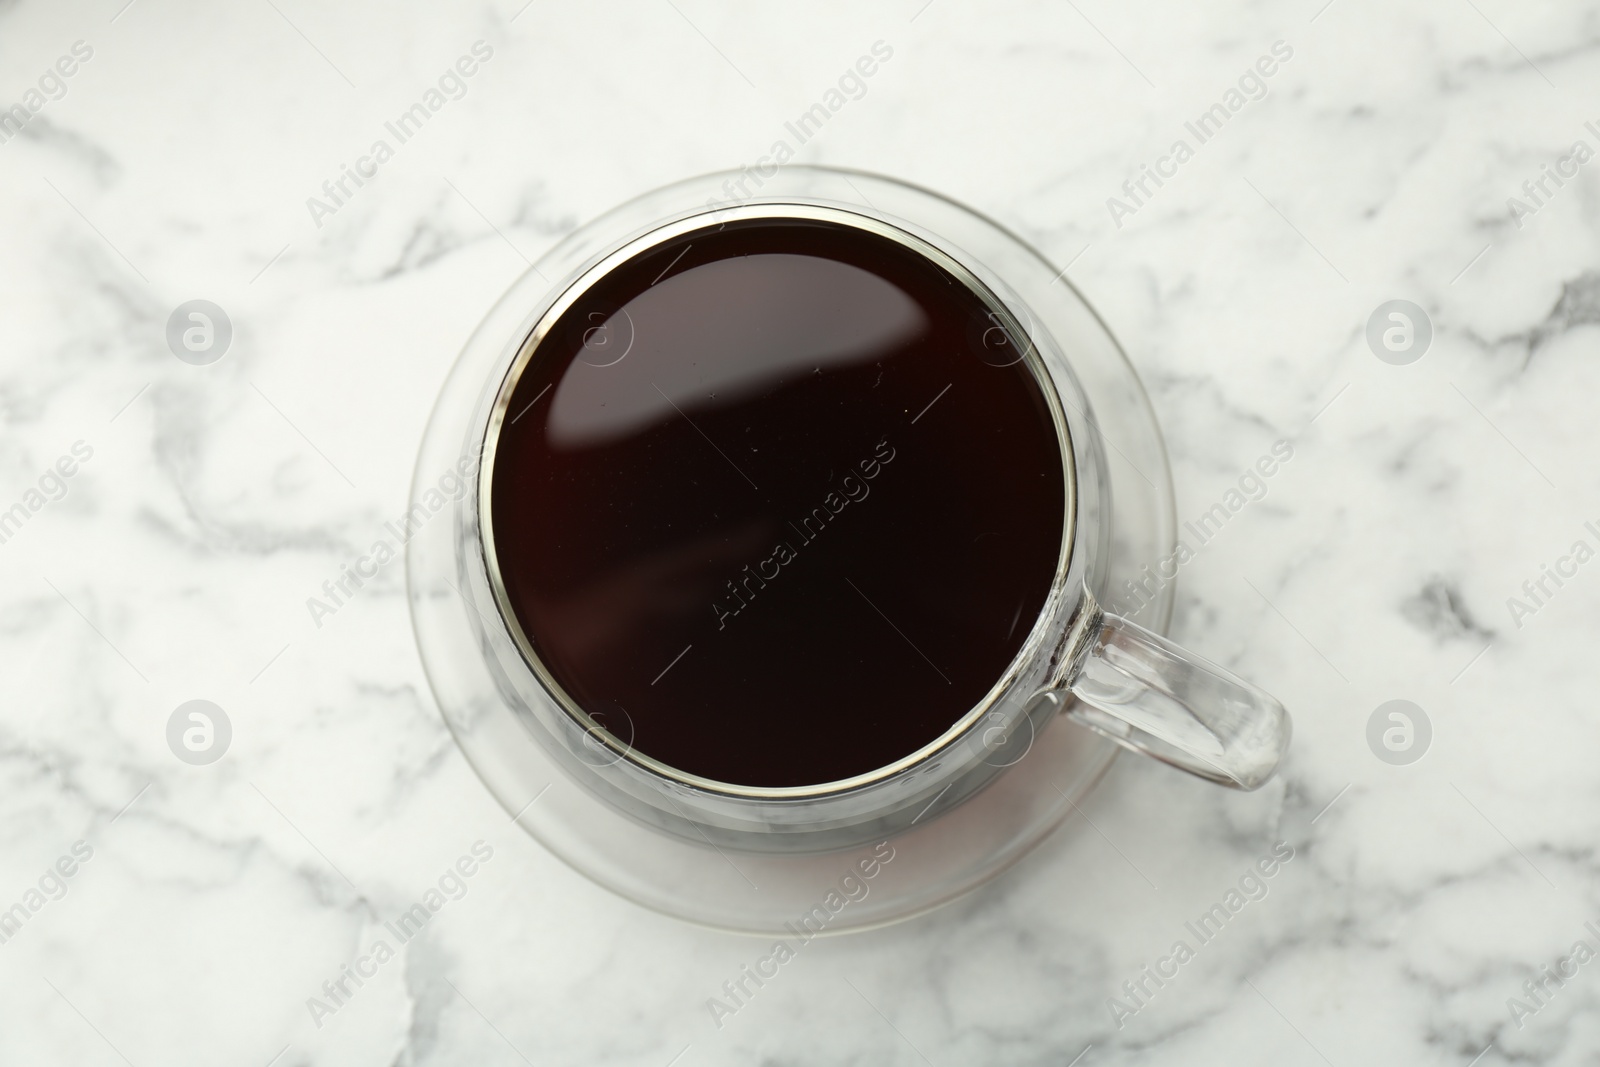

left=473, top=205, right=1095, bottom=852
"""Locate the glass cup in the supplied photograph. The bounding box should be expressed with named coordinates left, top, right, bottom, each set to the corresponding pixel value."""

left=410, top=167, right=1291, bottom=926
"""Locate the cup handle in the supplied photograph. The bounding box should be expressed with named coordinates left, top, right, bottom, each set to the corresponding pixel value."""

left=1035, top=587, right=1291, bottom=790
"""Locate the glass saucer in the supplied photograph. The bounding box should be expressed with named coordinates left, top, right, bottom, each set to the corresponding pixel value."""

left=407, top=167, right=1176, bottom=934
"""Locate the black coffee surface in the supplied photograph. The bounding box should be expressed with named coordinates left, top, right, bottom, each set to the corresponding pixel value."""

left=488, top=217, right=1065, bottom=788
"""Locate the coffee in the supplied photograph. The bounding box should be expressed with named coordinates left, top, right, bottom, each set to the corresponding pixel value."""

left=486, top=217, right=1065, bottom=788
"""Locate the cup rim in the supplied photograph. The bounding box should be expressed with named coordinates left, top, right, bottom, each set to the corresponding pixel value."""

left=474, top=201, right=1080, bottom=801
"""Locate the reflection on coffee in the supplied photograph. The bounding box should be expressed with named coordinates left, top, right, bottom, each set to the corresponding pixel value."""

left=488, top=218, right=1065, bottom=788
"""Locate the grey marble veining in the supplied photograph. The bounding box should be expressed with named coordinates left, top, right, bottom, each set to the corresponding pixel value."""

left=1, top=0, right=1598, bottom=1064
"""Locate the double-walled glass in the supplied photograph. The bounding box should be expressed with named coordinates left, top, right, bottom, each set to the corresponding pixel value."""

left=441, top=187, right=1290, bottom=856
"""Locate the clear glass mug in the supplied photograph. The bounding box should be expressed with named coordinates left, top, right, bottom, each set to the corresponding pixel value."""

left=413, top=167, right=1291, bottom=868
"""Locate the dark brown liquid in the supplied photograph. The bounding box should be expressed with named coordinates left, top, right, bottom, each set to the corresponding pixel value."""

left=488, top=217, right=1065, bottom=788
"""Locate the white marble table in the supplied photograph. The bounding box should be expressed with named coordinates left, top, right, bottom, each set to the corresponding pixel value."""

left=2, top=1, right=1597, bottom=1063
